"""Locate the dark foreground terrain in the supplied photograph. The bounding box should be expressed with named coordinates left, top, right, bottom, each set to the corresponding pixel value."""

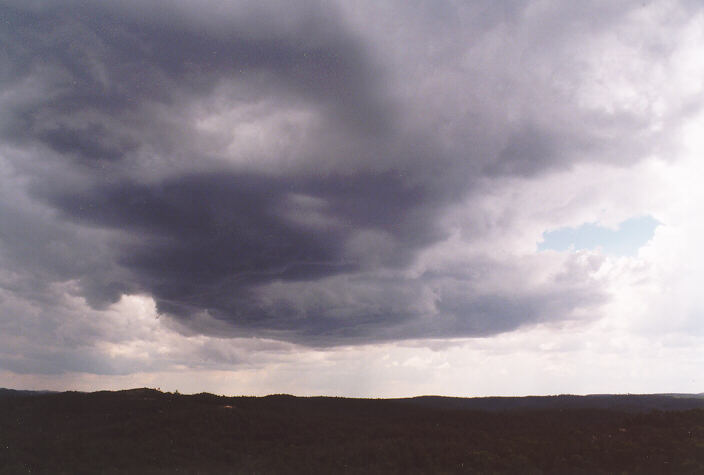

left=1, top=389, right=704, bottom=474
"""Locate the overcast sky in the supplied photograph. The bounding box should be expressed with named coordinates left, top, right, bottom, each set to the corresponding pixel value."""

left=1, top=0, right=703, bottom=396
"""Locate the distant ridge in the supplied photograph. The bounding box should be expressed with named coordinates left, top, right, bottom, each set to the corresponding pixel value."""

left=2, top=387, right=703, bottom=412
left=391, top=393, right=704, bottom=412
left=0, top=388, right=57, bottom=397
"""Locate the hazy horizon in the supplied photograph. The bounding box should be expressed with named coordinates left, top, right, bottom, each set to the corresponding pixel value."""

left=3, top=386, right=704, bottom=401
left=1, top=0, right=703, bottom=398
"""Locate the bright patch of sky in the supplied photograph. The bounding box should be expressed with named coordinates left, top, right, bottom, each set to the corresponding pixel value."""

left=538, top=216, right=660, bottom=256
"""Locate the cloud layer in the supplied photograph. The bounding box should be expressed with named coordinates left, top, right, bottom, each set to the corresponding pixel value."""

left=1, top=0, right=703, bottom=381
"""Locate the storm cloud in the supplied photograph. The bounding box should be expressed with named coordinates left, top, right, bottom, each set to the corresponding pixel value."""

left=1, top=0, right=698, bottom=353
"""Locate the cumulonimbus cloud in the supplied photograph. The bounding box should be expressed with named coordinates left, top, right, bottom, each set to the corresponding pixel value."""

left=0, top=0, right=698, bottom=349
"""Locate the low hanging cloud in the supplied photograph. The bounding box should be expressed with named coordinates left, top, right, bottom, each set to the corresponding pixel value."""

left=1, top=0, right=701, bottom=353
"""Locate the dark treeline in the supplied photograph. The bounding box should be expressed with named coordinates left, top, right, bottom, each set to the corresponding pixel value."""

left=1, top=388, right=704, bottom=473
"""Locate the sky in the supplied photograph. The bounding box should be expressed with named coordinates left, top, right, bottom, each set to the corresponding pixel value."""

left=538, top=216, right=660, bottom=256
left=1, top=0, right=703, bottom=397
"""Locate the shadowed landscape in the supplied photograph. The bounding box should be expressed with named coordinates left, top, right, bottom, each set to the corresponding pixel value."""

left=2, top=388, right=704, bottom=474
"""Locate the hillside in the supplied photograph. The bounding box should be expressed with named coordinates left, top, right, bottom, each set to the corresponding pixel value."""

left=1, top=388, right=703, bottom=473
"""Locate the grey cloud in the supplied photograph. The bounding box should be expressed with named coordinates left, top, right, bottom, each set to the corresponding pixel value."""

left=0, top=172, right=127, bottom=309
left=37, top=170, right=439, bottom=318
left=0, top=0, right=694, bottom=354
left=230, top=252, right=607, bottom=346
left=489, top=125, right=558, bottom=177
left=1, top=346, right=131, bottom=376
left=1, top=0, right=390, bottom=170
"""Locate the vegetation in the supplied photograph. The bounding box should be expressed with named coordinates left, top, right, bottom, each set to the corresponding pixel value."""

left=1, top=389, right=704, bottom=473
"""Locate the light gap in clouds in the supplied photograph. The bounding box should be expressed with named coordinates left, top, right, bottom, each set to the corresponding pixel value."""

left=538, top=215, right=660, bottom=256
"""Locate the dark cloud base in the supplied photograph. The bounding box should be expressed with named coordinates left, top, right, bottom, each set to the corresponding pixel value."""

left=0, top=0, right=666, bottom=347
